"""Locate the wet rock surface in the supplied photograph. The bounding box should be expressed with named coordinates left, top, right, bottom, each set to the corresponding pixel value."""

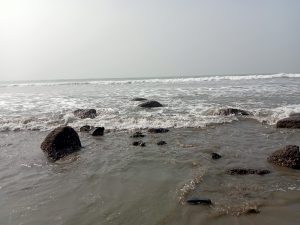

left=268, top=145, right=300, bottom=169
left=73, top=109, right=97, bottom=119
left=226, top=168, right=271, bottom=175
left=148, top=128, right=169, bottom=133
left=276, top=114, right=300, bottom=128
left=40, top=126, right=81, bottom=161
left=138, top=100, right=163, bottom=108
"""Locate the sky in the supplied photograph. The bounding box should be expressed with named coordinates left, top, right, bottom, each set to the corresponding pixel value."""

left=0, top=0, right=300, bottom=81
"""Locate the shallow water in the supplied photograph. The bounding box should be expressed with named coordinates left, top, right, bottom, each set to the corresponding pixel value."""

left=1, top=120, right=300, bottom=225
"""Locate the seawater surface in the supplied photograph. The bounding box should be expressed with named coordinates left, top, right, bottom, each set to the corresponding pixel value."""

left=0, top=73, right=300, bottom=131
left=0, top=74, right=300, bottom=225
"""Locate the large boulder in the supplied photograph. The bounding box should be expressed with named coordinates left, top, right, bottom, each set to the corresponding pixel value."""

left=41, top=126, right=81, bottom=160
left=215, top=108, right=251, bottom=116
left=73, top=109, right=97, bottom=119
left=268, top=145, right=300, bottom=169
left=139, top=101, right=163, bottom=108
left=276, top=114, right=300, bottom=128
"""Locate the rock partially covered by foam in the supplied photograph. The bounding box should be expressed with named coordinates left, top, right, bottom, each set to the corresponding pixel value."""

left=41, top=126, right=82, bottom=160
left=268, top=145, right=300, bottom=169
left=73, top=109, right=97, bottom=119
left=138, top=101, right=163, bottom=108
left=215, top=108, right=251, bottom=116
left=276, top=114, right=300, bottom=129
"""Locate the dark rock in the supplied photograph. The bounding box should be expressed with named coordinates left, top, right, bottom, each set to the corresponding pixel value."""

left=132, top=141, right=146, bottom=147
left=148, top=128, right=169, bottom=133
left=186, top=197, right=212, bottom=205
left=79, top=125, right=93, bottom=132
left=40, top=126, right=81, bottom=161
left=90, top=127, right=105, bottom=136
left=216, top=108, right=251, bottom=116
left=139, top=100, right=163, bottom=108
left=226, top=168, right=271, bottom=175
left=131, top=97, right=147, bottom=101
left=211, top=153, right=222, bottom=160
left=246, top=208, right=260, bottom=214
left=73, top=109, right=97, bottom=119
left=268, top=145, right=300, bottom=169
left=157, top=141, right=167, bottom=145
left=276, top=114, right=300, bottom=128
left=130, top=131, right=145, bottom=138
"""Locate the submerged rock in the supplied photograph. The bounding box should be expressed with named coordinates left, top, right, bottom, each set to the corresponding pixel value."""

left=130, top=131, right=145, bottom=138
left=211, top=152, right=222, bottom=160
left=226, top=168, right=271, bottom=175
left=157, top=141, right=167, bottom=145
left=148, top=128, right=169, bottom=133
left=186, top=197, right=212, bottom=205
left=215, top=108, right=251, bottom=116
left=91, top=127, right=105, bottom=136
left=40, top=126, right=81, bottom=161
left=276, top=114, right=300, bottom=128
left=131, top=97, right=147, bottom=101
left=138, top=100, right=163, bottom=108
left=73, top=109, right=97, bottom=119
left=132, top=141, right=146, bottom=147
left=268, top=145, right=300, bottom=169
left=79, top=125, right=94, bottom=132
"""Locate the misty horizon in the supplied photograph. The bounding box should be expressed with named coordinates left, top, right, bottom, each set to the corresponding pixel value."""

left=1, top=0, right=300, bottom=81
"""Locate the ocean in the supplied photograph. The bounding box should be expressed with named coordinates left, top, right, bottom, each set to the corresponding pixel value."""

left=0, top=73, right=300, bottom=225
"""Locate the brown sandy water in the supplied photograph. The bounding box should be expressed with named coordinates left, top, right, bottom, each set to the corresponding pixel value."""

left=0, top=119, right=300, bottom=225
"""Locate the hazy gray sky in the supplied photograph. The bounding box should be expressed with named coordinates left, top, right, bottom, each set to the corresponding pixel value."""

left=0, top=0, right=300, bottom=81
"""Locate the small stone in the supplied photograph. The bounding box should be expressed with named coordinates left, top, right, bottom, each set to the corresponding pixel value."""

left=130, top=131, right=145, bottom=138
left=90, top=127, right=105, bottom=136
left=226, top=168, right=271, bottom=175
left=80, top=125, right=93, bottom=132
left=211, top=153, right=221, bottom=160
left=148, top=128, right=169, bottom=133
left=246, top=208, right=260, bottom=214
left=139, top=100, right=163, bottom=108
left=132, top=141, right=146, bottom=147
left=157, top=141, right=167, bottom=145
left=187, top=197, right=212, bottom=205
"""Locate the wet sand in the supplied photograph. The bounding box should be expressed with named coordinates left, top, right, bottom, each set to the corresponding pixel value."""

left=0, top=119, right=300, bottom=225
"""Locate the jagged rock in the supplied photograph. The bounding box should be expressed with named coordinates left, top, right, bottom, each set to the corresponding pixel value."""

left=211, top=153, right=222, bottom=160
left=226, top=168, right=271, bottom=175
left=73, top=109, right=97, bottom=119
left=90, top=127, right=105, bottom=136
left=79, top=125, right=94, bottom=132
left=148, top=128, right=169, bottom=133
left=139, top=101, right=163, bottom=108
left=40, top=126, right=81, bottom=160
left=186, top=197, right=212, bottom=205
left=130, top=131, right=145, bottom=138
left=268, top=145, right=300, bottom=169
left=157, top=141, right=167, bottom=145
left=276, top=114, right=300, bottom=128
left=131, top=97, right=147, bottom=101
left=132, top=141, right=146, bottom=147
left=215, top=108, right=251, bottom=116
